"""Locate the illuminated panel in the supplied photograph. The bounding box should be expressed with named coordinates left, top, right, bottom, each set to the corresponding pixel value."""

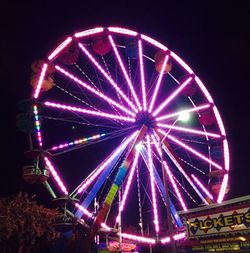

left=55, top=65, right=135, bottom=116
left=157, top=123, right=221, bottom=138
left=163, top=161, right=187, bottom=211
left=77, top=131, right=138, bottom=194
left=153, top=77, right=193, bottom=117
left=217, top=174, right=229, bottom=203
left=156, top=104, right=211, bottom=122
left=108, top=27, right=138, bottom=36
left=149, top=55, right=169, bottom=113
left=109, top=35, right=142, bottom=111
left=74, top=27, right=104, bottom=38
left=44, top=101, right=135, bottom=122
left=33, top=63, right=48, bottom=99
left=146, top=135, right=159, bottom=233
left=141, top=34, right=168, bottom=51
left=138, top=40, right=147, bottom=111
left=170, top=51, right=194, bottom=74
left=173, top=232, right=186, bottom=240
left=48, top=37, right=72, bottom=60
left=120, top=233, right=156, bottom=244
left=44, top=157, right=68, bottom=195
left=33, top=105, right=43, bottom=147
left=50, top=133, right=106, bottom=151
left=191, top=174, right=214, bottom=200
left=75, top=203, right=92, bottom=217
left=78, top=43, right=138, bottom=112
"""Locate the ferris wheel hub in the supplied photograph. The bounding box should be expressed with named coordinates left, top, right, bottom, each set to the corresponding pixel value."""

left=135, top=111, right=155, bottom=129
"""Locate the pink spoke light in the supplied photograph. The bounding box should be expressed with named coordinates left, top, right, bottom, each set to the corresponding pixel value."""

left=33, top=63, right=48, bottom=99
left=217, top=174, right=229, bottom=203
left=74, top=27, right=104, bottom=38
left=78, top=43, right=138, bottom=112
left=157, top=123, right=221, bottom=138
left=191, top=174, right=214, bottom=200
left=33, top=105, right=43, bottom=147
left=223, top=140, right=230, bottom=171
left=50, top=133, right=106, bottom=151
left=109, top=35, right=142, bottom=111
left=153, top=77, right=193, bottom=117
left=77, top=131, right=138, bottom=194
left=163, top=161, right=187, bottom=211
left=108, top=27, right=138, bottom=36
left=149, top=55, right=170, bottom=113
left=138, top=40, right=147, bottom=111
left=44, top=157, right=68, bottom=195
left=141, top=34, right=168, bottom=51
left=55, top=65, right=135, bottom=117
left=170, top=51, right=194, bottom=74
left=159, top=129, right=222, bottom=170
left=156, top=103, right=211, bottom=122
left=161, top=236, right=171, bottom=244
left=146, top=135, right=159, bottom=233
left=48, top=37, right=72, bottom=60
left=75, top=203, right=92, bottom=218
left=44, top=101, right=135, bottom=122
left=120, top=233, right=156, bottom=244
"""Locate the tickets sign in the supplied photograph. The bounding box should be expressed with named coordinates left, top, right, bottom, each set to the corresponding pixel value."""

left=186, top=207, right=250, bottom=237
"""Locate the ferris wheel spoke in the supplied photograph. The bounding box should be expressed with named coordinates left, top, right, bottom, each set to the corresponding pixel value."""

left=138, top=39, right=147, bottom=111
left=157, top=123, right=222, bottom=138
left=148, top=55, right=170, bottom=113
left=158, top=129, right=222, bottom=170
left=108, top=35, right=142, bottom=111
left=77, top=42, right=138, bottom=113
left=55, top=65, right=135, bottom=117
left=153, top=76, right=193, bottom=117
left=44, top=101, right=135, bottom=122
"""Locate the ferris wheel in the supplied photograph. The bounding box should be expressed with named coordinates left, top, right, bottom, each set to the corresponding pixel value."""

left=23, top=26, right=230, bottom=246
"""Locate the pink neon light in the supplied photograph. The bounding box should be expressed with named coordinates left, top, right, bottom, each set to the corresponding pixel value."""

left=161, top=236, right=171, bottom=244
left=44, top=157, right=68, bottom=195
left=75, top=203, right=92, bottom=217
left=33, top=63, right=48, bottom=99
left=55, top=65, right=135, bottom=117
left=108, top=35, right=142, bottom=111
left=173, top=232, right=186, bottom=240
left=195, top=76, right=214, bottom=103
left=138, top=40, right=147, bottom=111
left=160, top=130, right=222, bottom=170
left=108, top=27, right=138, bottom=36
left=48, top=37, right=72, bottom=60
left=157, top=123, right=221, bottom=138
left=153, top=77, right=193, bottom=117
left=77, top=132, right=138, bottom=194
left=150, top=134, right=162, bottom=157
left=78, top=43, right=138, bottom=112
left=74, top=27, right=104, bottom=38
left=141, top=34, right=168, bottom=51
left=217, top=174, right=229, bottom=203
left=213, top=106, right=226, bottom=136
left=119, top=148, right=140, bottom=213
left=156, top=103, right=211, bottom=122
left=191, top=174, right=214, bottom=200
left=163, top=161, right=187, bottom=211
left=149, top=55, right=169, bottom=113
left=170, top=51, right=193, bottom=74
left=120, top=233, right=156, bottom=244
left=223, top=140, right=230, bottom=171
left=44, top=101, right=135, bottom=122
left=146, top=135, right=159, bottom=233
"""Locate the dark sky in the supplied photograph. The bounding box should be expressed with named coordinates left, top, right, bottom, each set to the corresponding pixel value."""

left=1, top=1, right=249, bottom=202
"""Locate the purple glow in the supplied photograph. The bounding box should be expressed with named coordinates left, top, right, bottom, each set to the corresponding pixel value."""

left=153, top=77, right=193, bottom=117
left=170, top=51, right=193, bottom=74
left=120, top=233, right=156, bottom=244
left=48, top=37, right=72, bottom=61
left=44, top=101, right=135, bottom=122
left=33, top=105, right=43, bottom=147
left=163, top=161, right=187, bottom=211
left=217, top=174, right=229, bottom=203
left=33, top=63, right=48, bottom=99
left=146, top=135, right=159, bottom=233
left=77, top=132, right=138, bottom=194
left=149, top=55, right=169, bottom=113
left=159, top=130, right=222, bottom=170
left=156, top=103, right=211, bottom=122
left=44, top=157, right=68, bottom=195
left=55, top=65, right=135, bottom=116
left=108, top=27, right=138, bottom=36
left=213, top=106, right=226, bottom=136
left=108, top=35, right=142, bottom=111
left=141, top=34, right=168, bottom=51
left=157, top=123, right=221, bottom=138
left=191, top=174, right=214, bottom=200
left=74, top=27, right=104, bottom=38
left=138, top=40, right=147, bottom=111
left=78, top=43, right=138, bottom=112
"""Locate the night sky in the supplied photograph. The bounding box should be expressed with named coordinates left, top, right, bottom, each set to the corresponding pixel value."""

left=1, top=1, right=249, bottom=204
